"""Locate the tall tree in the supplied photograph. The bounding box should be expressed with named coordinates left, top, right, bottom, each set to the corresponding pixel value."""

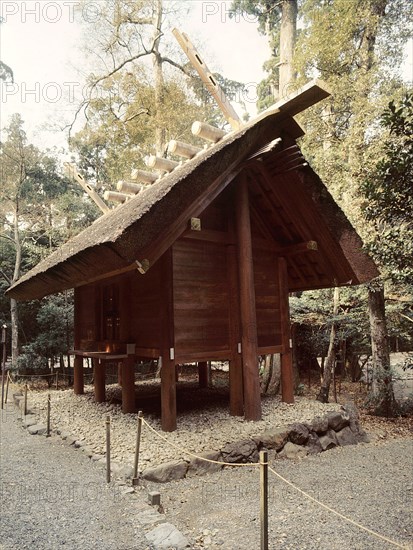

left=0, top=115, right=90, bottom=366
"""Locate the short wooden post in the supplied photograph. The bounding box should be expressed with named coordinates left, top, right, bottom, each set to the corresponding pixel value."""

left=46, top=393, right=51, bottom=437
left=106, top=415, right=111, bottom=483
left=93, top=358, right=106, bottom=403
left=5, top=372, right=10, bottom=403
left=198, top=361, right=209, bottom=388
left=73, top=355, right=84, bottom=395
left=132, top=410, right=143, bottom=485
left=235, top=177, right=261, bottom=421
left=55, top=372, right=58, bottom=390
left=1, top=324, right=6, bottom=410
left=122, top=353, right=136, bottom=413
left=260, top=450, right=269, bottom=550
left=24, top=384, right=28, bottom=416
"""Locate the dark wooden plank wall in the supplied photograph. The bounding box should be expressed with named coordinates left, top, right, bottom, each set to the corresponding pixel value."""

left=173, top=239, right=231, bottom=362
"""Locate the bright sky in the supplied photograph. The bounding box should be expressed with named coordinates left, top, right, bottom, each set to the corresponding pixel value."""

left=0, top=1, right=412, bottom=152
left=0, top=1, right=270, bottom=150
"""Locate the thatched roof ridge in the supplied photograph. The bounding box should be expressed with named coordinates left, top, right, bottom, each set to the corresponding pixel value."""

left=7, top=105, right=289, bottom=300
left=6, top=80, right=378, bottom=301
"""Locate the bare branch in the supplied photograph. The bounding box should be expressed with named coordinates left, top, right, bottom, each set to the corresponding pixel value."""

left=161, top=56, right=192, bottom=76
left=0, top=269, right=11, bottom=285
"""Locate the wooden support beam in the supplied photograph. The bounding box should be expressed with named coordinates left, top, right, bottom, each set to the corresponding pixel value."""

left=73, top=355, right=84, bottom=395
left=160, top=250, right=177, bottom=432
left=168, top=140, right=202, bottom=159
left=192, top=121, right=226, bottom=143
left=235, top=176, right=262, bottom=421
left=278, top=257, right=294, bottom=404
left=173, top=28, right=242, bottom=130
left=131, top=169, right=158, bottom=184
left=73, top=288, right=84, bottom=395
left=117, top=362, right=122, bottom=386
left=227, top=239, right=244, bottom=416
left=198, top=361, right=209, bottom=388
left=93, top=358, right=106, bottom=403
left=122, top=354, right=136, bottom=413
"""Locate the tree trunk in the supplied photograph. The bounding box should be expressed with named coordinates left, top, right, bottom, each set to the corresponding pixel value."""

left=278, top=0, right=297, bottom=99
left=368, top=282, right=397, bottom=416
left=11, top=203, right=22, bottom=367
left=152, top=0, right=166, bottom=154
left=317, top=287, right=339, bottom=403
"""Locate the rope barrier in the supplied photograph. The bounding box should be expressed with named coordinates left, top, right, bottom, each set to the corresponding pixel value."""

left=141, top=416, right=409, bottom=549
left=267, top=466, right=409, bottom=549
left=141, top=418, right=259, bottom=468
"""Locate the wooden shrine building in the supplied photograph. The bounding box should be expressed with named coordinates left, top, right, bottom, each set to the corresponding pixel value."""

left=7, top=81, right=378, bottom=431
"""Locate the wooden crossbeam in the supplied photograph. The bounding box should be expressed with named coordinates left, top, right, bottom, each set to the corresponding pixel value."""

left=147, top=155, right=179, bottom=173
left=173, top=28, right=242, bottom=131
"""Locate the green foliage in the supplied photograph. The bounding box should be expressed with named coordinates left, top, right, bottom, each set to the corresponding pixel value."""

left=18, top=293, right=74, bottom=371
left=362, top=93, right=413, bottom=284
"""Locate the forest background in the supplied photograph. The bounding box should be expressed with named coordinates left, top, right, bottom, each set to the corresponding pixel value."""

left=1, top=0, right=412, bottom=415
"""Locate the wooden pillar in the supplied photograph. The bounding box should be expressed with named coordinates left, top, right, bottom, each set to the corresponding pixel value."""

left=235, top=177, right=261, bottom=421
left=93, top=358, right=106, bottom=403
left=198, top=361, right=209, bottom=388
left=122, top=353, right=136, bottom=413
left=278, top=257, right=294, bottom=403
left=160, top=249, right=177, bottom=432
left=73, top=355, right=84, bottom=395
left=73, top=288, right=84, bottom=395
left=227, top=232, right=244, bottom=416
left=117, top=362, right=122, bottom=386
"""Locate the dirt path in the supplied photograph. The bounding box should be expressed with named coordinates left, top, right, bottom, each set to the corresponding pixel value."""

left=147, top=438, right=413, bottom=550
left=0, top=404, right=150, bottom=550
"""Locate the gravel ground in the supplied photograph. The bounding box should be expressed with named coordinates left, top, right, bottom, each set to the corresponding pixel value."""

left=150, top=438, right=413, bottom=550
left=0, top=405, right=150, bottom=550
left=22, top=381, right=342, bottom=470
left=3, top=377, right=412, bottom=550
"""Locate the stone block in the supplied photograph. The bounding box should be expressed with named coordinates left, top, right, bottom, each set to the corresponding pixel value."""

left=319, top=429, right=338, bottom=451
left=142, top=460, right=188, bottom=483
left=221, top=439, right=259, bottom=464
left=27, top=424, right=46, bottom=436
left=187, top=451, right=223, bottom=477
left=288, top=423, right=310, bottom=445
left=306, top=433, right=323, bottom=454
left=278, top=442, right=308, bottom=459
left=145, top=523, right=190, bottom=549
left=309, top=416, right=329, bottom=434
left=252, top=428, right=289, bottom=451
left=336, top=426, right=358, bottom=446
left=327, top=411, right=350, bottom=432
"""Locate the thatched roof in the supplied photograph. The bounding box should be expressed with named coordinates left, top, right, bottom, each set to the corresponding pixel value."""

left=7, top=81, right=378, bottom=301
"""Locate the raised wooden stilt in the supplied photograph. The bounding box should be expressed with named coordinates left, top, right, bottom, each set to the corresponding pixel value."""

left=117, top=362, right=122, bottom=386
left=235, top=177, right=261, bottom=421
left=93, top=358, right=106, bottom=403
left=278, top=257, right=294, bottom=403
left=160, top=249, right=177, bottom=432
left=73, top=355, right=84, bottom=395
left=122, top=354, right=136, bottom=413
left=198, top=361, right=209, bottom=388
left=227, top=235, right=244, bottom=416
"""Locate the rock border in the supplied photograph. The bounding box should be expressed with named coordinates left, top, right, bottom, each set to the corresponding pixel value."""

left=141, top=403, right=369, bottom=483
left=13, top=390, right=369, bottom=485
